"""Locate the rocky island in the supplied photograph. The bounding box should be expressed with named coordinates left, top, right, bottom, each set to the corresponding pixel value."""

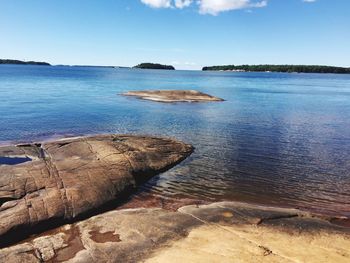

left=133, top=63, right=175, bottom=70
left=122, top=90, right=224, bottom=103
left=0, top=134, right=193, bottom=244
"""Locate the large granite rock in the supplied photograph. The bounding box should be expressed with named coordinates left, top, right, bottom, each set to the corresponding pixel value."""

left=1, top=201, right=349, bottom=263
left=0, top=135, right=193, bottom=243
left=122, top=90, right=224, bottom=103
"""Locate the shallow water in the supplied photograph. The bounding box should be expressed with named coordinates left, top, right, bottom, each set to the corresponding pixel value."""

left=0, top=156, right=32, bottom=165
left=0, top=65, right=350, bottom=216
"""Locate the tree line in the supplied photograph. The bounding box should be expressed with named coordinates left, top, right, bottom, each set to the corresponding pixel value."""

left=0, top=59, right=51, bottom=66
left=134, top=63, right=175, bottom=70
left=202, top=64, right=350, bottom=74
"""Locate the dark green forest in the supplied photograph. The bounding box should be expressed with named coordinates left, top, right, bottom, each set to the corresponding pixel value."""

left=202, top=64, right=350, bottom=74
left=0, top=59, right=51, bottom=66
left=134, top=63, right=175, bottom=70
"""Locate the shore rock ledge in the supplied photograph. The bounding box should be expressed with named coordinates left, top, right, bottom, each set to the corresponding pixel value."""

left=122, top=90, right=224, bottom=103
left=1, top=201, right=349, bottom=262
left=0, top=134, right=193, bottom=242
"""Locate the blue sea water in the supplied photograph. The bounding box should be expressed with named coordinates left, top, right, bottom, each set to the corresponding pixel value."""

left=1, top=64, right=350, bottom=216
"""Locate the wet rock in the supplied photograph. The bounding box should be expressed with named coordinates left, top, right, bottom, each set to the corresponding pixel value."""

left=0, top=135, right=193, bottom=242
left=121, top=90, right=224, bottom=103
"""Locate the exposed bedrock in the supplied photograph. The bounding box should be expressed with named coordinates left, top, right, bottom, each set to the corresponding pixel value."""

left=1, top=202, right=349, bottom=263
left=121, top=90, right=224, bottom=103
left=0, top=134, right=193, bottom=243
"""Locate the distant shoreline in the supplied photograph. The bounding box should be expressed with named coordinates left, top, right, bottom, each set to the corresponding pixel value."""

left=203, top=64, right=350, bottom=74
left=0, top=59, right=50, bottom=66
left=2, top=59, right=350, bottom=74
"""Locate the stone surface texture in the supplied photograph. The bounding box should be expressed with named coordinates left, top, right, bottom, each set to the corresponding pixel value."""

left=1, top=201, right=349, bottom=263
left=0, top=135, right=193, bottom=241
left=122, top=90, right=224, bottom=103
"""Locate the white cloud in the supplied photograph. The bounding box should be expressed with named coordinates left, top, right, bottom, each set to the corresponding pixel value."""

left=141, top=0, right=192, bottom=9
left=198, top=0, right=267, bottom=15
left=140, top=0, right=268, bottom=15
left=140, top=0, right=172, bottom=8
left=175, top=0, right=193, bottom=8
left=303, top=0, right=316, bottom=2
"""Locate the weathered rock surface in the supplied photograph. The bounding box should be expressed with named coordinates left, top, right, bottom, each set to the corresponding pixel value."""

left=0, top=135, right=193, bottom=242
left=1, top=201, right=349, bottom=263
left=122, top=90, right=224, bottom=103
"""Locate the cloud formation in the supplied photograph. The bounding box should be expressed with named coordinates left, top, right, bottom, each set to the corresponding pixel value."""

left=140, top=0, right=268, bottom=15
left=175, top=0, right=193, bottom=9
left=198, top=0, right=267, bottom=15
left=140, top=0, right=172, bottom=8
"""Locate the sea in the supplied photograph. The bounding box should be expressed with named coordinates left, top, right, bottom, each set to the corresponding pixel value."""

left=1, top=64, right=349, bottom=216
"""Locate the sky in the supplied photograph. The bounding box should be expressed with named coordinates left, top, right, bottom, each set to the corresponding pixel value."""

left=0, top=0, right=349, bottom=70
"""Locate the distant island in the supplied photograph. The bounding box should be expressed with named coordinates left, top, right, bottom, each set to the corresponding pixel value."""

left=0, top=59, right=51, bottom=66
left=134, top=63, right=175, bottom=70
left=202, top=64, right=350, bottom=74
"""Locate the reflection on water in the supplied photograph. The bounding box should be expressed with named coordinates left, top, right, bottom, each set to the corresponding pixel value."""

left=0, top=156, right=32, bottom=165
left=0, top=65, right=350, bottom=216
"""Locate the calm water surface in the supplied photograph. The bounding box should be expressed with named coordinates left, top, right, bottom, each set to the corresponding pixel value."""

left=1, top=65, right=350, bottom=216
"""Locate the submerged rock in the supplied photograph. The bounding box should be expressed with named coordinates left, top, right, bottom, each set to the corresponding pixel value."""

left=0, top=134, right=193, bottom=242
left=1, top=201, right=349, bottom=263
left=122, top=90, right=224, bottom=103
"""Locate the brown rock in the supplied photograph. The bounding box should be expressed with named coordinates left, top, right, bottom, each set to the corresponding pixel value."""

left=121, top=90, right=224, bottom=103
left=0, top=134, right=193, bottom=243
left=1, top=202, right=349, bottom=263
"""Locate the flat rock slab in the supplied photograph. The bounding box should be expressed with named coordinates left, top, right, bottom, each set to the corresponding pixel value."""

left=122, top=90, right=224, bottom=103
left=1, top=201, right=349, bottom=263
left=0, top=135, right=193, bottom=242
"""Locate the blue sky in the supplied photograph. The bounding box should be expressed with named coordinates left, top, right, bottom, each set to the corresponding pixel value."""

left=0, top=0, right=349, bottom=70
